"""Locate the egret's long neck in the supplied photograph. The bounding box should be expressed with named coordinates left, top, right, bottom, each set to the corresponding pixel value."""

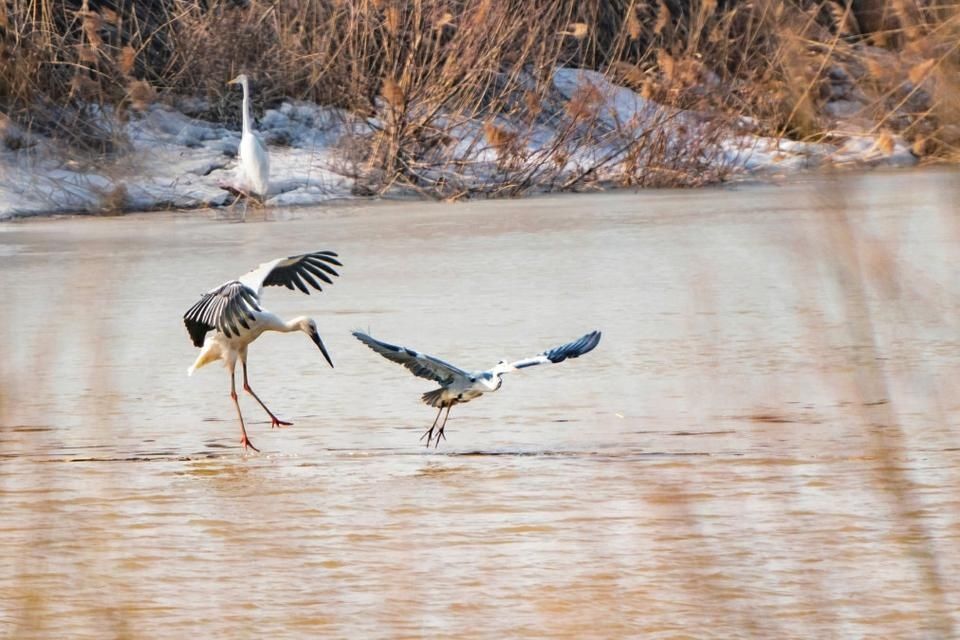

left=240, top=80, right=252, bottom=135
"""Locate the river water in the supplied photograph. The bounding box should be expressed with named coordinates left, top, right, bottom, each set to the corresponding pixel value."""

left=1, top=170, right=959, bottom=638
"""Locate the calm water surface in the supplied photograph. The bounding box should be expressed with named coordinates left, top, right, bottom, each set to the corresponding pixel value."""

left=1, top=170, right=959, bottom=638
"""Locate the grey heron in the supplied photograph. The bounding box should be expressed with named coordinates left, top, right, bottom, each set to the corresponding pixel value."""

left=227, top=74, right=270, bottom=201
left=184, top=251, right=342, bottom=452
left=353, top=330, right=602, bottom=447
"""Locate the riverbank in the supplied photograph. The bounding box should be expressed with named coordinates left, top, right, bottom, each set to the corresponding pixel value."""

left=2, top=1, right=957, bottom=219
left=0, top=68, right=920, bottom=220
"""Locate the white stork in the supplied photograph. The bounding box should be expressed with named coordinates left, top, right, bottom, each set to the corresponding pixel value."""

left=353, top=330, right=602, bottom=447
left=184, top=251, right=342, bottom=452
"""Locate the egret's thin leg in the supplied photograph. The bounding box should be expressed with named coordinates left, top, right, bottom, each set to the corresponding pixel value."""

left=420, top=405, right=444, bottom=447
left=231, top=366, right=259, bottom=453
left=434, top=406, right=452, bottom=448
left=242, top=361, right=292, bottom=429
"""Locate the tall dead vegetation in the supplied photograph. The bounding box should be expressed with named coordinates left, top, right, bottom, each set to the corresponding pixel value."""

left=594, top=0, right=960, bottom=158
left=1, top=1, right=958, bottom=200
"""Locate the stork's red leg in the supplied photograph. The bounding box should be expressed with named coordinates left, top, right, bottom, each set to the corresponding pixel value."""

left=420, top=405, right=444, bottom=447
left=434, top=406, right=452, bottom=448
left=231, top=368, right=259, bottom=453
left=242, top=361, right=292, bottom=429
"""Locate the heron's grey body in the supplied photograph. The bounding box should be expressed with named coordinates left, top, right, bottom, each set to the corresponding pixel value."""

left=184, top=251, right=342, bottom=452
left=353, top=330, right=601, bottom=446
left=420, top=372, right=502, bottom=408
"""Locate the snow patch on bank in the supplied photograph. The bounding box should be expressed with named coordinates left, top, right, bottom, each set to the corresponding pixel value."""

left=0, top=68, right=916, bottom=220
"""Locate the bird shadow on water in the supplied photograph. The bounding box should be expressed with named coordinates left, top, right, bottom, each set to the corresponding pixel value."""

left=394, top=446, right=721, bottom=461
left=11, top=436, right=725, bottom=464
left=19, top=439, right=260, bottom=464
left=38, top=451, right=240, bottom=464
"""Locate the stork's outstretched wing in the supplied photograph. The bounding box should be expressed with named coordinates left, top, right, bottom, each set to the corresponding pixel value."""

left=239, top=250, right=342, bottom=297
left=506, top=330, right=602, bottom=370
left=352, top=331, right=470, bottom=386
left=183, top=281, right=262, bottom=347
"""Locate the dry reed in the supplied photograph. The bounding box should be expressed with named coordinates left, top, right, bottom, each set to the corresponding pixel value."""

left=2, top=1, right=960, bottom=201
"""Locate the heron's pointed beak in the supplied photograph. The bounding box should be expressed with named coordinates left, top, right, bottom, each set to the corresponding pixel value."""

left=227, top=77, right=240, bottom=85
left=312, top=331, right=334, bottom=368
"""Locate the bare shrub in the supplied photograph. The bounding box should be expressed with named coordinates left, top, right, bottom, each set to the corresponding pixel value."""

left=584, top=0, right=960, bottom=158
left=4, top=0, right=959, bottom=203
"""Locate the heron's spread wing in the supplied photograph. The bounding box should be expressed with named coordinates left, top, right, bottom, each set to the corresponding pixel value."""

left=352, top=331, right=469, bottom=385
left=508, top=330, right=602, bottom=370
left=239, top=251, right=342, bottom=297
left=183, top=281, right=262, bottom=347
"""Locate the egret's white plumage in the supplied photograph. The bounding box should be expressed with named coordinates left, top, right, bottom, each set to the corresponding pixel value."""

left=228, top=73, right=270, bottom=200
left=184, top=251, right=342, bottom=452
left=353, top=330, right=602, bottom=446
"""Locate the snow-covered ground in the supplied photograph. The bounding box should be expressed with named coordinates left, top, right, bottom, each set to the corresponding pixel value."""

left=0, top=68, right=917, bottom=220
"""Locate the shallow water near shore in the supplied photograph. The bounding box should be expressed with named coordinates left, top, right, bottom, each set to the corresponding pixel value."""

left=2, top=170, right=960, bottom=638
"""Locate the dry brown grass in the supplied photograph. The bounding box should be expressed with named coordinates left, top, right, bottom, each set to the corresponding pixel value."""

left=0, top=0, right=727, bottom=196
left=2, top=1, right=960, bottom=199
left=595, top=0, right=960, bottom=158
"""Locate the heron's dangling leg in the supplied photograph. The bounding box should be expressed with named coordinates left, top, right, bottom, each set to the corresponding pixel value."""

left=242, top=361, right=292, bottom=429
left=420, top=405, right=444, bottom=447
left=230, top=366, right=259, bottom=453
left=434, top=406, right=452, bottom=448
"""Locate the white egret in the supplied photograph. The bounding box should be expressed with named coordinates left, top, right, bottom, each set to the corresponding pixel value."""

left=353, top=330, right=602, bottom=447
left=184, top=251, right=342, bottom=452
left=227, top=73, right=270, bottom=201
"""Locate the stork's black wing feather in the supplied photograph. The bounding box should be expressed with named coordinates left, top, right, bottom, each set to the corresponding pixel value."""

left=183, top=281, right=262, bottom=347
left=261, top=251, right=342, bottom=294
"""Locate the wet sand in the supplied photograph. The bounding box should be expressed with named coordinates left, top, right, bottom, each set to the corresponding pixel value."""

left=2, top=170, right=959, bottom=637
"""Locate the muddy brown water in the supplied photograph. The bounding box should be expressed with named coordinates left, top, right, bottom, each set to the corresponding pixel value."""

left=1, top=170, right=959, bottom=638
